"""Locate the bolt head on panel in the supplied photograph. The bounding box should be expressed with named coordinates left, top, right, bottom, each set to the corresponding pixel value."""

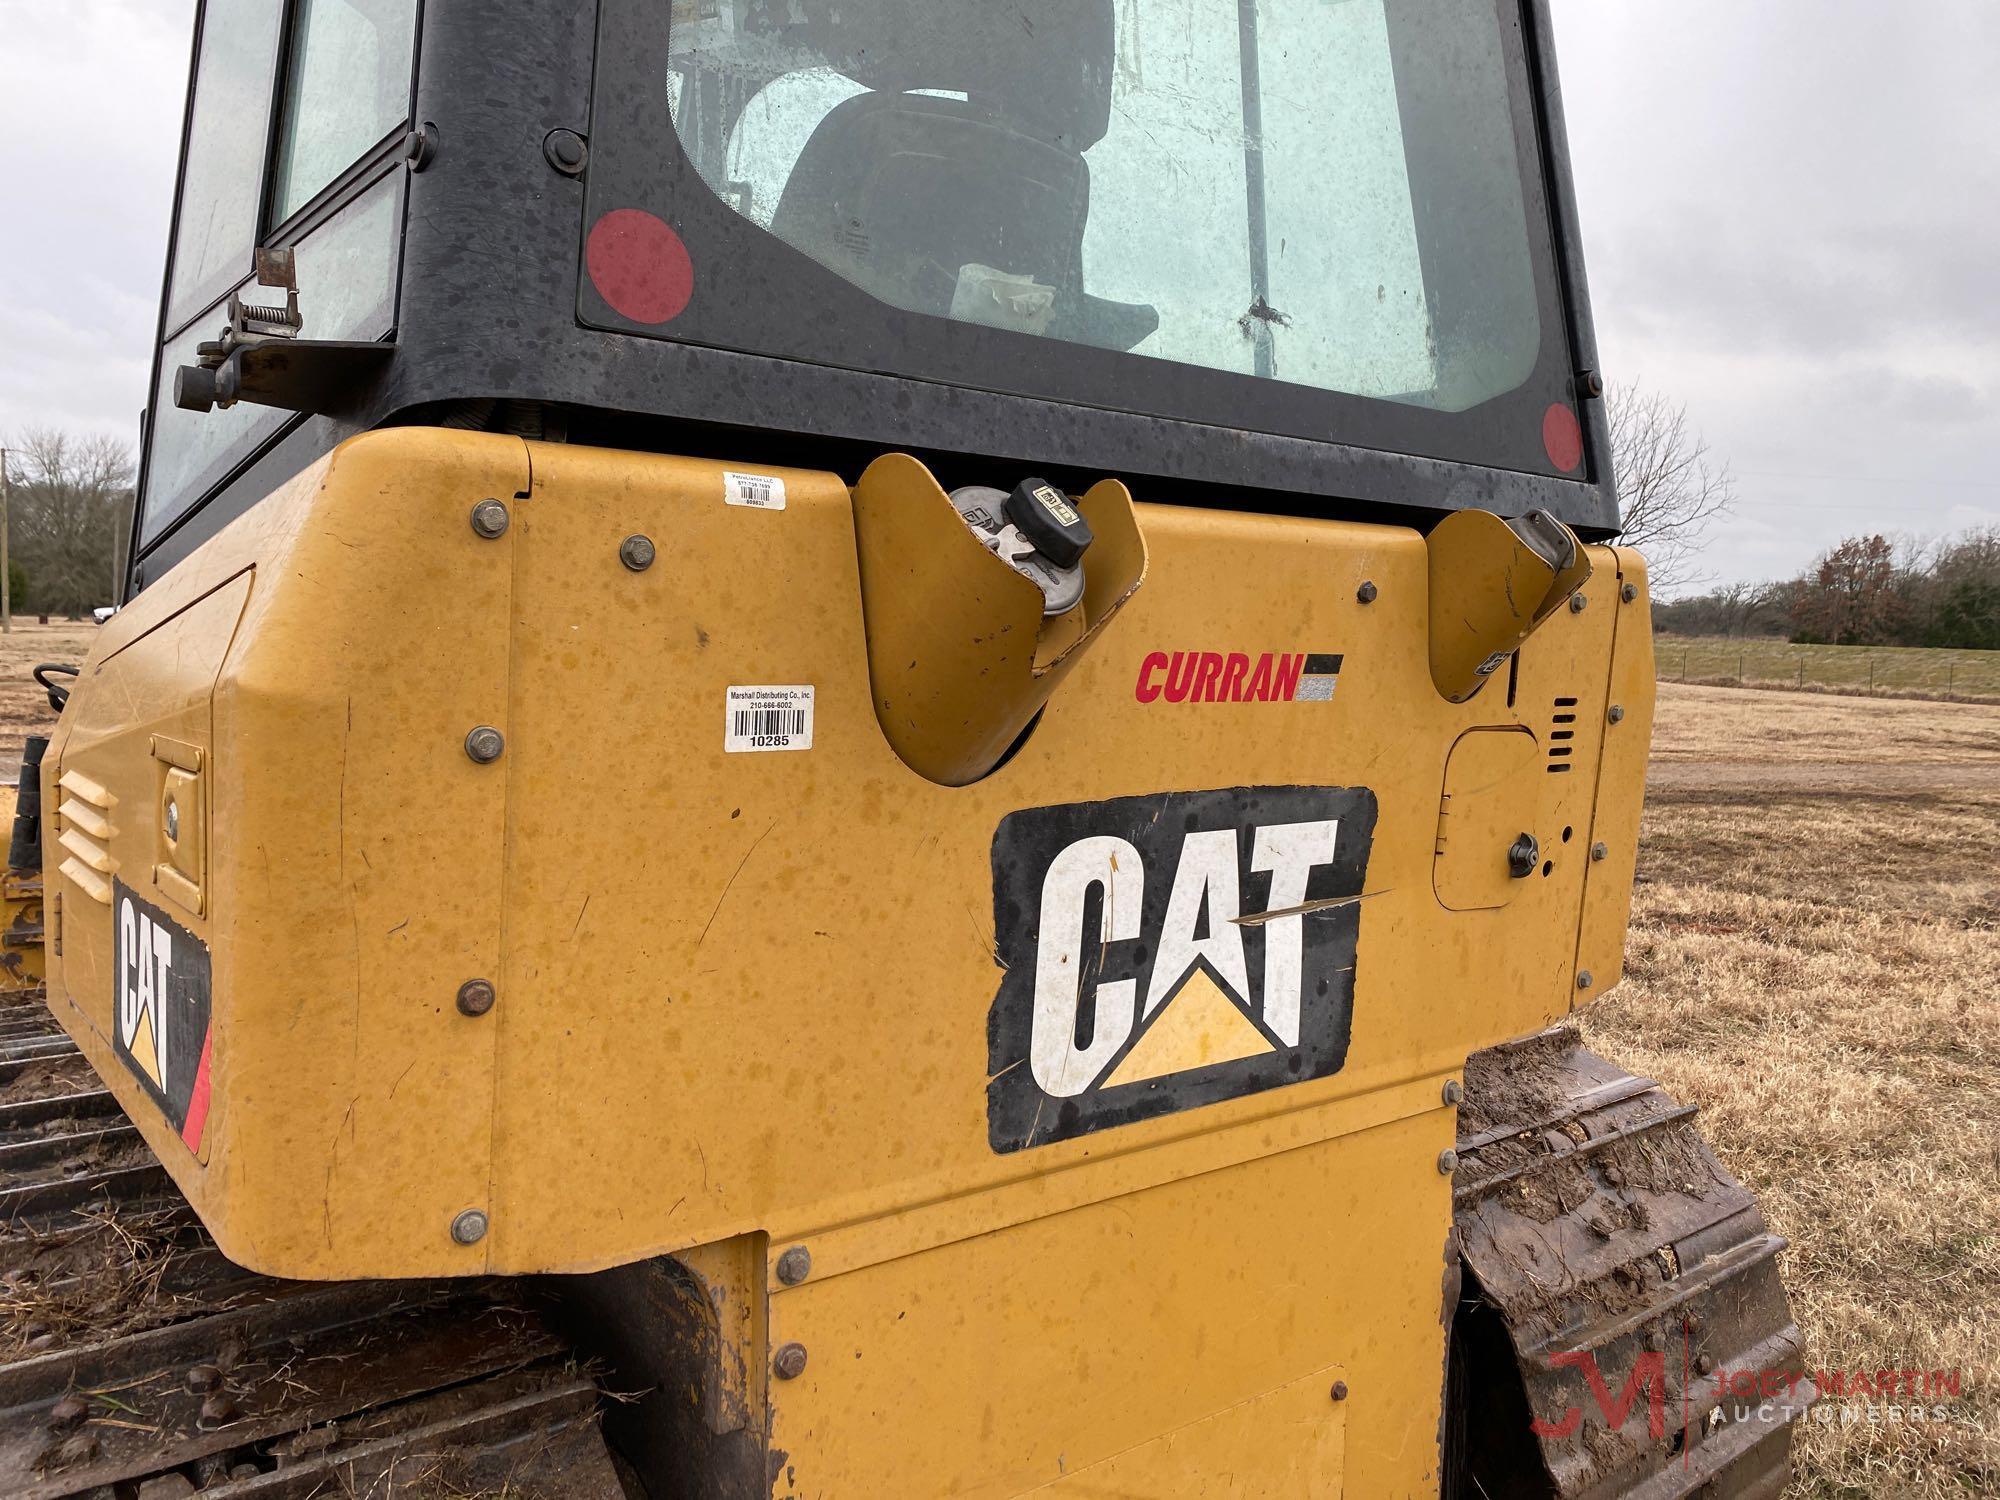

left=1436, top=1149, right=1459, bottom=1176
left=775, top=1245, right=813, bottom=1286
left=404, top=122, right=440, bottom=170
left=470, top=499, right=509, bottom=538
left=543, top=127, right=589, bottom=176
left=465, top=726, right=505, bottom=763
left=773, top=1342, right=809, bottom=1380
left=451, top=1209, right=490, bottom=1245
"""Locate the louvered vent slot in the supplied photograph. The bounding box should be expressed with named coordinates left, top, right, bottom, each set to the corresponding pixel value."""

left=56, top=769, right=118, bottom=905
left=1548, top=698, right=1579, bottom=773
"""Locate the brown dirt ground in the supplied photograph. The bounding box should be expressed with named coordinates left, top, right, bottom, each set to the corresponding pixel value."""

left=1586, top=683, right=2000, bottom=1499
left=0, top=621, right=97, bottom=776
left=1648, top=683, right=2000, bottom=765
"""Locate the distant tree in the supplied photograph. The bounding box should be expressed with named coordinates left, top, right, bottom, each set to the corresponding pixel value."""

left=1789, top=534, right=1904, bottom=645
left=1608, top=384, right=1735, bottom=593
left=1927, top=577, right=2000, bottom=650
left=1653, top=579, right=1789, bottom=638
left=1760, top=577, right=1808, bottom=637
left=1660, top=524, right=1998, bottom=649
left=1920, top=527, right=2000, bottom=650
left=2, top=429, right=132, bottom=616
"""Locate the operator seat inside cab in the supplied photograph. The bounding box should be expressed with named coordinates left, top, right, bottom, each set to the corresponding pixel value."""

left=769, top=0, right=1157, bottom=350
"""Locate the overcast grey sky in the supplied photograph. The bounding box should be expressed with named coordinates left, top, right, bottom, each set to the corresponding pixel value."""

left=1, top=1, right=1995, bottom=590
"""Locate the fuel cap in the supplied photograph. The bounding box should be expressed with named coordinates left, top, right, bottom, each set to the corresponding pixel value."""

left=949, top=486, right=1085, bottom=616
left=1003, top=479, right=1093, bottom=569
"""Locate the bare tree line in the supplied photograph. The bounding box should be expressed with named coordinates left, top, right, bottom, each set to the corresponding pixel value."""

left=1, top=429, right=133, bottom=617
left=1654, top=529, right=2000, bottom=650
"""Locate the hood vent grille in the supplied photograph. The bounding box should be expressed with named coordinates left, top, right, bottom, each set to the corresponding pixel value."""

left=1547, top=698, right=1578, bottom=773
left=56, top=769, right=118, bottom=906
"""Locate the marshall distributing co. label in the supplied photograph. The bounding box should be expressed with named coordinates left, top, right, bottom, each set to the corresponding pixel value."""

left=724, top=685, right=814, bottom=752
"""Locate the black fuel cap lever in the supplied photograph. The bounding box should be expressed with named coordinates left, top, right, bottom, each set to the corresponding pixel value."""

left=1005, top=478, right=1093, bottom=569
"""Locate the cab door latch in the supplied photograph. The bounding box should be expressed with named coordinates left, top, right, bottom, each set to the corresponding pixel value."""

left=173, top=247, right=392, bottom=417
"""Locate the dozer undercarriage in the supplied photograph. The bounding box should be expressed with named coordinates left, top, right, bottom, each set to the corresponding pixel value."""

left=0, top=987, right=626, bottom=1499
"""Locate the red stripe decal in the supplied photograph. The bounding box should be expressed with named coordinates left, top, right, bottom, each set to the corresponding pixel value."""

left=180, top=1032, right=214, bottom=1153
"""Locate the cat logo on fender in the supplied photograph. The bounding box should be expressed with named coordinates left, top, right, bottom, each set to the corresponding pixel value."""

left=112, top=880, right=215, bottom=1154
left=987, top=785, right=1375, bottom=1152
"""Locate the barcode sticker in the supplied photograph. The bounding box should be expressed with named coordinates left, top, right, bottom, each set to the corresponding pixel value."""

left=723, top=471, right=786, bottom=511
left=724, top=685, right=814, bottom=753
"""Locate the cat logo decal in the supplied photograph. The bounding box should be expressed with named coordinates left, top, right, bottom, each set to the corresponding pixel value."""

left=987, top=785, right=1374, bottom=1152
left=113, top=882, right=214, bottom=1154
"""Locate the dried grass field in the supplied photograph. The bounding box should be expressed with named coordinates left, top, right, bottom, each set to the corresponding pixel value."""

left=0, top=639, right=1992, bottom=1493
left=0, top=620, right=97, bottom=775
left=1591, top=684, right=2000, bottom=1498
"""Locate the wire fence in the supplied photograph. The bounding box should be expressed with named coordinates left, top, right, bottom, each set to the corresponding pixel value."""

left=1657, top=639, right=2000, bottom=702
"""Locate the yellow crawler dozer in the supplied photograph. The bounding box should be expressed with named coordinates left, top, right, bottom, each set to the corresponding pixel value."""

left=1, top=1, right=1805, bottom=1495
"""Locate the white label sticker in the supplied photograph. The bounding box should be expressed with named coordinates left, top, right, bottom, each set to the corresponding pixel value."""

left=724, top=471, right=787, bottom=511
left=725, top=686, right=814, bottom=753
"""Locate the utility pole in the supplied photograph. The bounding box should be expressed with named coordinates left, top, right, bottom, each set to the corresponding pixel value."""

left=0, top=446, right=12, bottom=635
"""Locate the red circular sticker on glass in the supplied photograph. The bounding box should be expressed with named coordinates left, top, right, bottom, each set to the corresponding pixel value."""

left=1541, top=403, right=1584, bottom=474
left=586, top=209, right=694, bottom=325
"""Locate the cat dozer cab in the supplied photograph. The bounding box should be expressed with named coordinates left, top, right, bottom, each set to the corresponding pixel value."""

left=1, top=0, right=1809, bottom=1494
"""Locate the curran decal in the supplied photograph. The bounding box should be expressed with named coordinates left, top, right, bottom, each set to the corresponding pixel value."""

left=1134, top=650, right=1342, bottom=703
left=987, top=786, right=1375, bottom=1153
left=112, top=881, right=214, bottom=1154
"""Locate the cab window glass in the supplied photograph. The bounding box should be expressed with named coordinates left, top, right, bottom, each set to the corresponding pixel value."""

left=674, top=0, right=1540, bottom=413
left=144, top=177, right=405, bottom=545
left=167, top=0, right=286, bottom=329
left=272, top=0, right=420, bottom=223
